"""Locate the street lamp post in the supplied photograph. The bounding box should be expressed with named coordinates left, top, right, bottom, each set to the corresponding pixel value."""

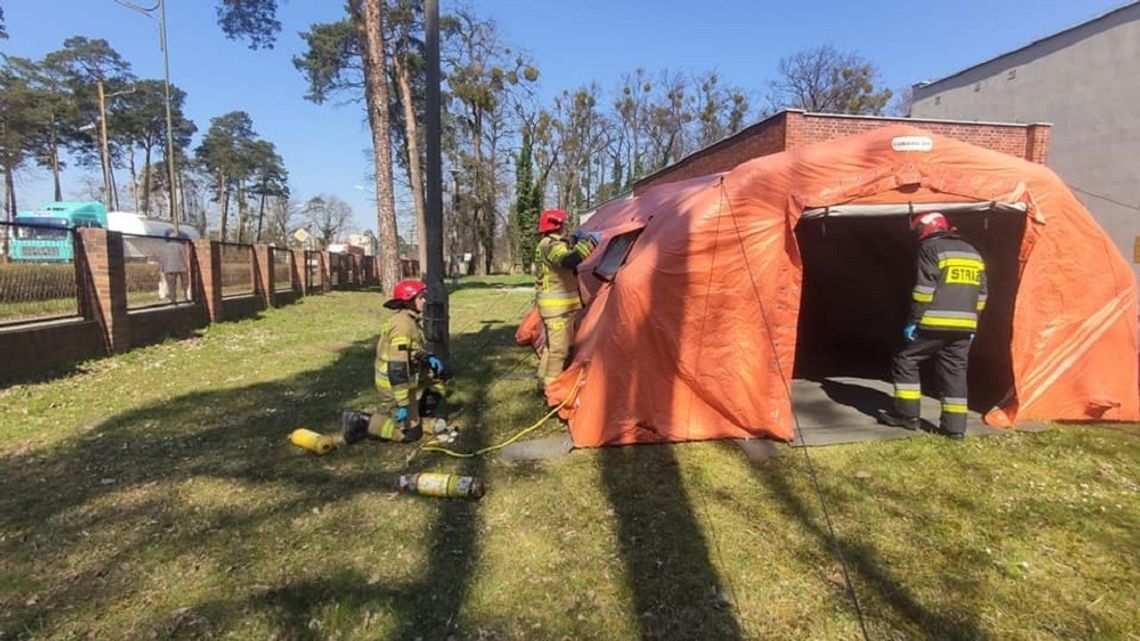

left=115, top=0, right=179, bottom=232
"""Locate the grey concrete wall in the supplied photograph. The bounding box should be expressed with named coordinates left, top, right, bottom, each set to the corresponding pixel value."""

left=912, top=2, right=1140, bottom=278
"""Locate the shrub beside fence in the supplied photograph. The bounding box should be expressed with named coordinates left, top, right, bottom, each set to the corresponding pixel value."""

left=0, top=222, right=80, bottom=325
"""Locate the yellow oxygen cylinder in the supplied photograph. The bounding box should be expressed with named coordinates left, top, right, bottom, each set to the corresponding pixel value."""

left=289, top=428, right=335, bottom=455
left=397, top=472, right=485, bottom=499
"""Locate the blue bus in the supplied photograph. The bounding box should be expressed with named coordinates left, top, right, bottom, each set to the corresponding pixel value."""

left=8, top=202, right=108, bottom=262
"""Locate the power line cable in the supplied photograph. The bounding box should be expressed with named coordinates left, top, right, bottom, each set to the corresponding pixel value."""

left=719, top=180, right=873, bottom=641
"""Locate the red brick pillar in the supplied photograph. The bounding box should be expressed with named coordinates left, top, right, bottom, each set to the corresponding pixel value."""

left=192, top=240, right=224, bottom=322
left=254, top=245, right=273, bottom=308
left=1025, top=123, right=1052, bottom=165
left=79, top=228, right=130, bottom=354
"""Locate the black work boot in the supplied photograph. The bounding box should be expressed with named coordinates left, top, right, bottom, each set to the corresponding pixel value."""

left=340, top=410, right=371, bottom=445
left=876, top=409, right=920, bottom=431
left=939, top=426, right=966, bottom=441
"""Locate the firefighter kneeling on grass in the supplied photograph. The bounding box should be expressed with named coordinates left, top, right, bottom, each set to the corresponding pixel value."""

left=534, top=208, right=600, bottom=390
left=878, top=211, right=987, bottom=440
left=339, top=279, right=449, bottom=445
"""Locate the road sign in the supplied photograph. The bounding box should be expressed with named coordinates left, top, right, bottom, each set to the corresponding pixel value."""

left=293, top=228, right=311, bottom=243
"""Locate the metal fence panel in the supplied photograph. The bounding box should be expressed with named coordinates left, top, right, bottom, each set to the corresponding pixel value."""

left=120, top=233, right=194, bottom=309
left=0, top=222, right=81, bottom=325
left=304, top=250, right=321, bottom=291
left=271, top=247, right=293, bottom=292
left=219, top=243, right=254, bottom=298
left=329, top=253, right=341, bottom=287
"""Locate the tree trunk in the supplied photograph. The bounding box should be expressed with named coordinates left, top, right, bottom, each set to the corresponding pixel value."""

left=128, top=150, right=139, bottom=213
left=110, top=169, right=121, bottom=211
left=2, top=166, right=13, bottom=260
left=3, top=166, right=13, bottom=222
left=50, top=126, right=62, bottom=201
left=236, top=182, right=246, bottom=243
left=353, top=0, right=401, bottom=293
left=218, top=172, right=228, bottom=241
left=256, top=190, right=267, bottom=242
left=394, top=47, right=428, bottom=272
left=486, top=129, right=499, bottom=274
left=142, top=144, right=153, bottom=217
left=471, top=108, right=487, bottom=276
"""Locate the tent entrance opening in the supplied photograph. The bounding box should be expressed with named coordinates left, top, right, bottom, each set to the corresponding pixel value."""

left=791, top=205, right=1026, bottom=418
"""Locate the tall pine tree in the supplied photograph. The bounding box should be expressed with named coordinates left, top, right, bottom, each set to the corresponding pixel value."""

left=511, top=129, right=541, bottom=272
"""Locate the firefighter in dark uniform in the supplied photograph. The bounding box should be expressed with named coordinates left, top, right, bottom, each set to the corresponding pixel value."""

left=339, top=279, right=449, bottom=445
left=534, top=209, right=599, bottom=389
left=878, top=211, right=988, bottom=440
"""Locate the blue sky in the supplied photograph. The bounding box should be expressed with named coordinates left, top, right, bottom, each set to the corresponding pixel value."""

left=1, top=0, right=1130, bottom=233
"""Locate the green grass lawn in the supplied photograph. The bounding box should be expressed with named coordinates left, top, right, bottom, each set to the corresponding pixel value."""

left=1, top=277, right=1137, bottom=640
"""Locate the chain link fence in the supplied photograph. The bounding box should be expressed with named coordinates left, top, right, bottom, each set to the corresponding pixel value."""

left=219, top=243, right=254, bottom=298
left=271, top=247, right=293, bottom=292
left=121, top=233, right=195, bottom=309
left=0, top=221, right=81, bottom=325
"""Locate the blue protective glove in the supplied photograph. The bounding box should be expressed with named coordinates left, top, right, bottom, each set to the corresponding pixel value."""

left=584, top=231, right=601, bottom=245
left=903, top=323, right=918, bottom=342
left=427, top=355, right=445, bottom=376
left=395, top=407, right=408, bottom=423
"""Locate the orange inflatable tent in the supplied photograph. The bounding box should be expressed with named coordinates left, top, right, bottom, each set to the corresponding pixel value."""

left=537, top=125, right=1139, bottom=447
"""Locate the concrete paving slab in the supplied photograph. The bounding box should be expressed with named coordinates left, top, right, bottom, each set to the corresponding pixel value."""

left=789, top=377, right=1006, bottom=447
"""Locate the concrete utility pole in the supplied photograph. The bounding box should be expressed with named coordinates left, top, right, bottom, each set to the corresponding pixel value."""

left=423, top=0, right=449, bottom=359
left=158, top=0, right=179, bottom=232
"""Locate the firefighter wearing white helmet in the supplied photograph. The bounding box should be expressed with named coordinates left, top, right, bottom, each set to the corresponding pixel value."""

left=340, top=279, right=449, bottom=445
left=534, top=208, right=599, bottom=389
left=878, top=211, right=988, bottom=440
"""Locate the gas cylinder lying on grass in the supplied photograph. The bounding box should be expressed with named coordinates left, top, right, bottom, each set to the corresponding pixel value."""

left=397, top=472, right=485, bottom=500
left=289, top=428, right=335, bottom=455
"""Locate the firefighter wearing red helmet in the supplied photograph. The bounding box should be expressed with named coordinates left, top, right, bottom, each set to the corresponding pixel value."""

left=339, top=279, right=449, bottom=445
left=878, top=211, right=988, bottom=440
left=534, top=209, right=599, bottom=388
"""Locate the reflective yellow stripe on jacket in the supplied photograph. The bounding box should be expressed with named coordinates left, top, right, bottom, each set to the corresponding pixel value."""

left=375, top=310, right=424, bottom=403
left=535, top=233, right=582, bottom=318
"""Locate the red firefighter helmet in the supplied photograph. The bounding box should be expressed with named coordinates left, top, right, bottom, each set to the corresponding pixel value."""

left=537, top=209, right=567, bottom=233
left=910, top=211, right=951, bottom=240
left=385, top=278, right=427, bottom=308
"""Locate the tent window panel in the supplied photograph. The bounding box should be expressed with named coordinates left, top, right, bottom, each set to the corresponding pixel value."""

left=593, top=229, right=643, bottom=282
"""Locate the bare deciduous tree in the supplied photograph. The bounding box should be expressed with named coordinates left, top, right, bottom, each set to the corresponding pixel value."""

left=768, top=44, right=892, bottom=115
left=304, top=194, right=354, bottom=245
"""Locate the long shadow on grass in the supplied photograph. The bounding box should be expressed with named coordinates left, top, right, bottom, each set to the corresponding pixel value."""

left=754, top=459, right=993, bottom=640
left=0, top=322, right=516, bottom=639
left=591, top=179, right=743, bottom=640
left=600, top=444, right=743, bottom=640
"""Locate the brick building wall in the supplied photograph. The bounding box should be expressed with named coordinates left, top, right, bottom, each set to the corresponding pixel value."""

left=632, top=109, right=1052, bottom=194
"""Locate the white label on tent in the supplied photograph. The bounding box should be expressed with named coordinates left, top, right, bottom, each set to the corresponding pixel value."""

left=891, top=136, right=934, bottom=152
